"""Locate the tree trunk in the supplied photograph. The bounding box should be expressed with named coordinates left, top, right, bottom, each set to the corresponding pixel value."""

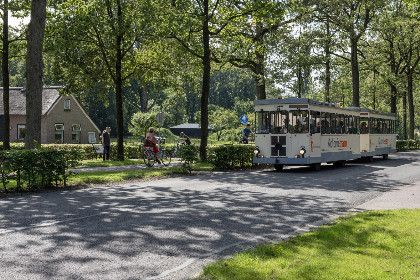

left=350, top=36, right=360, bottom=107
left=199, top=0, right=210, bottom=161
left=407, top=72, right=414, bottom=139
left=255, top=21, right=266, bottom=100
left=139, top=87, right=148, bottom=112
left=25, top=0, right=46, bottom=149
left=324, top=19, right=331, bottom=103
left=2, top=0, right=10, bottom=150
left=115, top=0, right=124, bottom=160
left=403, top=89, right=407, bottom=140
left=390, top=84, right=397, bottom=114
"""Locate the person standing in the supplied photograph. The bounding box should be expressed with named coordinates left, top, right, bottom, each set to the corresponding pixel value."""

left=102, top=127, right=111, bottom=161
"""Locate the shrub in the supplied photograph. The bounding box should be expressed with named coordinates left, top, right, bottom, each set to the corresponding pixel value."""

left=0, top=148, right=83, bottom=192
left=178, top=145, right=199, bottom=174
left=207, top=144, right=254, bottom=170
left=396, top=140, right=420, bottom=151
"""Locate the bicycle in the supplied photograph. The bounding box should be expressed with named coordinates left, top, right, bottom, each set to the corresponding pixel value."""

left=170, top=138, right=186, bottom=158
left=143, top=140, right=171, bottom=167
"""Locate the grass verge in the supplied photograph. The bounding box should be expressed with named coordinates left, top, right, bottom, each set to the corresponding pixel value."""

left=198, top=209, right=420, bottom=280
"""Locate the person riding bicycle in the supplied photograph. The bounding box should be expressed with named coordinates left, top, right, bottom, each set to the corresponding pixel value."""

left=180, top=132, right=191, bottom=145
left=241, top=124, right=254, bottom=144
left=144, top=127, right=161, bottom=164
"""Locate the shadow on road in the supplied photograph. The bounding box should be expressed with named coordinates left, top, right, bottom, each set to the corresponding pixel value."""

left=0, top=151, right=418, bottom=279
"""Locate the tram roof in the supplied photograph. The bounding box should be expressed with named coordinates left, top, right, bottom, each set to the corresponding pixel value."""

left=254, top=98, right=395, bottom=117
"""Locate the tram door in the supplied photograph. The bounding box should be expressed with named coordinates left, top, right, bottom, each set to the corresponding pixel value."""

left=310, top=111, right=321, bottom=158
left=269, top=111, right=288, bottom=157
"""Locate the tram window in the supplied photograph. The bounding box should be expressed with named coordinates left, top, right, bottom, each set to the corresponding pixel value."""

left=290, top=110, right=309, bottom=133
left=310, top=111, right=321, bottom=134
left=256, top=111, right=270, bottom=134
left=270, top=111, right=288, bottom=134
left=336, top=114, right=344, bottom=134
left=329, top=113, right=336, bottom=134
left=321, top=112, right=328, bottom=134
left=354, top=116, right=360, bottom=134
left=360, top=117, right=369, bottom=134
left=375, top=119, right=382, bottom=134
left=345, top=115, right=351, bottom=134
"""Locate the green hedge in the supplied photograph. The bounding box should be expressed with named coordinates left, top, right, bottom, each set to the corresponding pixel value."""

left=396, top=140, right=420, bottom=151
left=0, top=149, right=83, bottom=192
left=207, top=144, right=254, bottom=170
left=0, top=142, right=142, bottom=160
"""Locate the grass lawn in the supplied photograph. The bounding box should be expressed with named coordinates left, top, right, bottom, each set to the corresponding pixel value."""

left=77, top=159, right=146, bottom=168
left=198, top=209, right=420, bottom=280
left=0, top=162, right=214, bottom=192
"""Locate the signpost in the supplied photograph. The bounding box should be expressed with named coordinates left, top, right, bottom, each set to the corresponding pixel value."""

left=156, top=112, right=165, bottom=148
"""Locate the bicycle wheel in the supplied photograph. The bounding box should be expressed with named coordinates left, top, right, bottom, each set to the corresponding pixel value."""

left=143, top=149, right=155, bottom=167
left=161, top=150, right=171, bottom=166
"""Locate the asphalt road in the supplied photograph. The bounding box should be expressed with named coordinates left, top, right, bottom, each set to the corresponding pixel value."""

left=1, top=151, right=419, bottom=280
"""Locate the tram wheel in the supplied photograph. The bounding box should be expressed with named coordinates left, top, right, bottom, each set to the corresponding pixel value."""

left=312, top=163, right=321, bottom=171
left=274, top=164, right=283, bottom=171
left=383, top=154, right=389, bottom=160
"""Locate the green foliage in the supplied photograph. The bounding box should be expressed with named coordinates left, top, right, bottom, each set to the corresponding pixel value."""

left=396, top=140, right=420, bottom=151
left=0, top=149, right=82, bottom=192
left=129, top=111, right=158, bottom=138
left=209, top=106, right=239, bottom=141
left=207, top=144, right=254, bottom=170
left=178, top=145, right=199, bottom=174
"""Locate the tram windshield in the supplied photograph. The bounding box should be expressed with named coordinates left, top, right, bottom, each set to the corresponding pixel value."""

left=256, top=110, right=309, bottom=134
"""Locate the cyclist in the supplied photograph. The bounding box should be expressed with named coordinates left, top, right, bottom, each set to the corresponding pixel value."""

left=144, top=127, right=161, bottom=164
left=180, top=132, right=191, bottom=145
left=241, top=124, right=254, bottom=144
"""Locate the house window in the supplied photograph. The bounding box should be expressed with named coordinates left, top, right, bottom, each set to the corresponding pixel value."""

left=17, top=124, right=26, bottom=141
left=55, top=124, right=64, bottom=143
left=72, top=124, right=81, bottom=144
left=88, top=132, right=96, bottom=144
left=64, top=99, right=71, bottom=110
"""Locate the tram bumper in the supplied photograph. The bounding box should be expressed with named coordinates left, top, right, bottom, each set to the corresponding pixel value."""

left=253, top=157, right=313, bottom=165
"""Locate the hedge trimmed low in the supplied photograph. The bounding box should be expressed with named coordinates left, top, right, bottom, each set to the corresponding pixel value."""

left=0, top=148, right=83, bottom=192
left=207, top=144, right=254, bottom=170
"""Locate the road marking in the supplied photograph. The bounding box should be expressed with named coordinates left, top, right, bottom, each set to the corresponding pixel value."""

left=0, top=214, right=102, bottom=235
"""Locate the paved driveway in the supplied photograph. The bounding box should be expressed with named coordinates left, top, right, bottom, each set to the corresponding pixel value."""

left=1, top=151, right=419, bottom=280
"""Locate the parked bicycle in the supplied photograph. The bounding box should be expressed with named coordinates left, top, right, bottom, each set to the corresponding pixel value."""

left=143, top=139, right=171, bottom=167
left=170, top=138, right=186, bottom=158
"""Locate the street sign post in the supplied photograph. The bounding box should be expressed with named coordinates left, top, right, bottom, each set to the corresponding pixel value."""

left=156, top=112, right=165, bottom=148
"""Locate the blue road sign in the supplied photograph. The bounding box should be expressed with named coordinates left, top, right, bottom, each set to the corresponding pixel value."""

left=240, top=114, right=248, bottom=124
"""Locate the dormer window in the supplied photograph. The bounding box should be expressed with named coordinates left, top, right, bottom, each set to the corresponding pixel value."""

left=64, top=99, right=71, bottom=110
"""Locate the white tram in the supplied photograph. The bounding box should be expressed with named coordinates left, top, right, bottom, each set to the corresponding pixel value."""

left=252, top=98, right=397, bottom=171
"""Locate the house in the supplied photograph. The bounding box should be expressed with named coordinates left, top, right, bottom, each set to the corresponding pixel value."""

left=170, top=123, right=211, bottom=138
left=0, top=86, right=101, bottom=144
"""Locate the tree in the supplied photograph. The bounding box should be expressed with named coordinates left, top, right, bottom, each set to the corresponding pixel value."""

left=25, top=0, right=46, bottom=149
left=47, top=0, right=156, bottom=160
left=209, top=106, right=237, bottom=141
left=317, top=0, right=385, bottom=107
left=165, top=0, right=251, bottom=160
left=1, top=0, right=28, bottom=149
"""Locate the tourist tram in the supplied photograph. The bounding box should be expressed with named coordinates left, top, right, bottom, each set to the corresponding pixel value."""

left=252, top=98, right=397, bottom=171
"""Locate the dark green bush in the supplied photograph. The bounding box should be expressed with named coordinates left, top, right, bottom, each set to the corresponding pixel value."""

left=178, top=145, right=199, bottom=174
left=207, top=144, right=254, bottom=170
left=396, top=140, right=420, bottom=151
left=0, top=148, right=83, bottom=192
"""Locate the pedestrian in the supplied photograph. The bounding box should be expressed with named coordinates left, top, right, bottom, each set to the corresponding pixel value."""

left=241, top=124, right=254, bottom=144
left=102, top=127, right=111, bottom=161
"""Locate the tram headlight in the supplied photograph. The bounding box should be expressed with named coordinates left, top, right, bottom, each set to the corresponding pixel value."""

left=299, top=147, right=306, bottom=158
left=254, top=147, right=263, bottom=158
